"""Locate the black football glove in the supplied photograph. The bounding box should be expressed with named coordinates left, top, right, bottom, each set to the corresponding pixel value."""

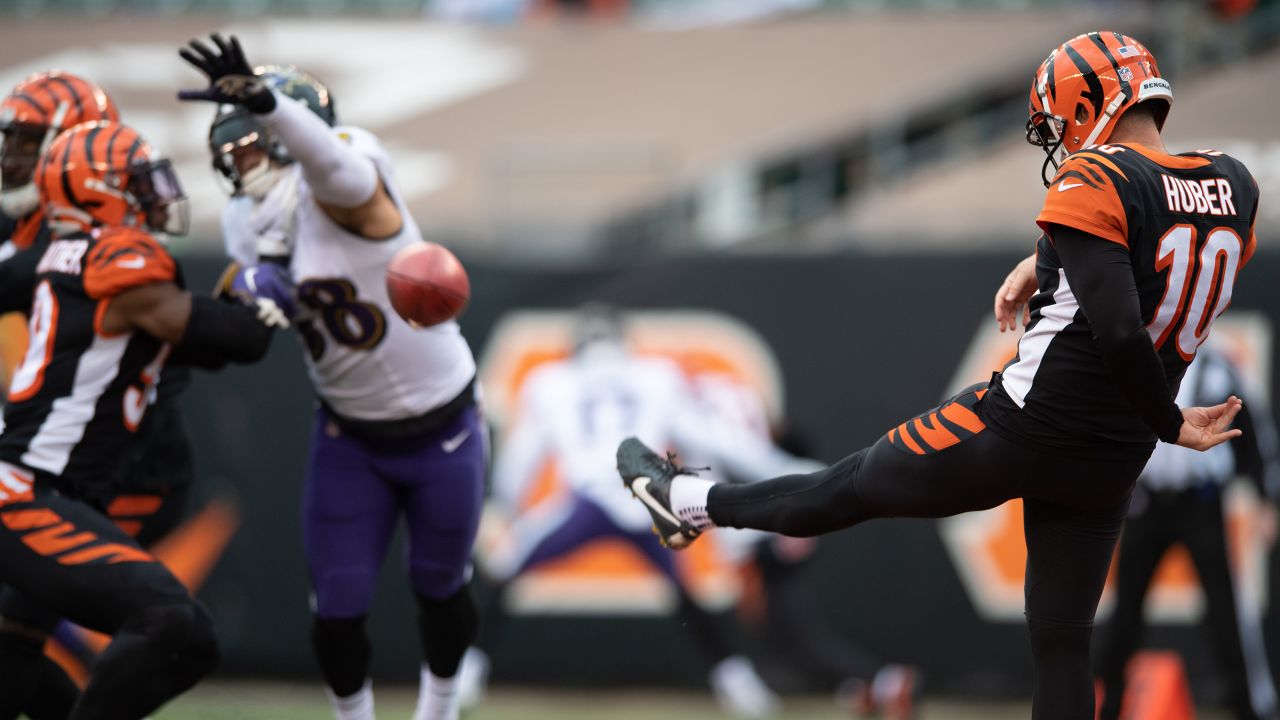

left=177, top=33, right=277, bottom=114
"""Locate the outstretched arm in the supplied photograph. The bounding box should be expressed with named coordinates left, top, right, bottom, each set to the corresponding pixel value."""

left=107, top=282, right=274, bottom=367
left=178, top=33, right=402, bottom=239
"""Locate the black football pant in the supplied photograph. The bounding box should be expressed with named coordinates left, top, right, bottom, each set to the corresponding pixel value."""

left=0, top=398, right=195, bottom=720
left=707, top=386, right=1148, bottom=720
left=0, top=484, right=217, bottom=720
left=1095, top=485, right=1278, bottom=720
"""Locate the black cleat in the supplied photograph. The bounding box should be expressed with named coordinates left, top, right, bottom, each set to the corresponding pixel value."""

left=616, top=437, right=702, bottom=550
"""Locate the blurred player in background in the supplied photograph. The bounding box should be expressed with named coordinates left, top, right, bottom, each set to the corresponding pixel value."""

left=1096, top=343, right=1280, bottom=720
left=686, top=372, right=916, bottom=720
left=618, top=31, right=1259, bottom=719
left=0, top=71, right=208, bottom=720
left=470, top=305, right=780, bottom=719
left=0, top=117, right=274, bottom=718
left=180, top=34, right=486, bottom=720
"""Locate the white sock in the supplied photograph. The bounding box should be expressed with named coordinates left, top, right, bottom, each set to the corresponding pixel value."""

left=327, top=678, right=375, bottom=720
left=456, top=646, right=490, bottom=710
left=670, top=475, right=717, bottom=530
left=709, top=655, right=779, bottom=719
left=413, top=664, right=460, bottom=720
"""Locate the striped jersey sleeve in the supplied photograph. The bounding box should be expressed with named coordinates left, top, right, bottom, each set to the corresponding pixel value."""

left=82, top=228, right=176, bottom=299
left=1037, top=151, right=1130, bottom=247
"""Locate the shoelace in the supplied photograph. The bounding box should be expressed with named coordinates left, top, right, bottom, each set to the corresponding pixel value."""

left=664, top=451, right=710, bottom=478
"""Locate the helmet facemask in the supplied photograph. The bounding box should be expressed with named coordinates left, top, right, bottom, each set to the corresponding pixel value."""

left=1026, top=110, right=1066, bottom=188
left=123, top=158, right=189, bottom=237
left=209, top=106, right=289, bottom=200
left=0, top=117, right=60, bottom=217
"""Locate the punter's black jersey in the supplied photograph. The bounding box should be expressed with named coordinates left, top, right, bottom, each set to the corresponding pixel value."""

left=0, top=227, right=179, bottom=497
left=984, top=143, right=1259, bottom=459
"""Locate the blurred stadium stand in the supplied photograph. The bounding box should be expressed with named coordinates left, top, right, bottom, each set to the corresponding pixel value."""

left=2, top=0, right=1275, bottom=261
left=3, top=1, right=1279, bottom=710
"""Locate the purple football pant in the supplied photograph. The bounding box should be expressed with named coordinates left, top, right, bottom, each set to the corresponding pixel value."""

left=515, top=494, right=677, bottom=580
left=304, top=405, right=486, bottom=619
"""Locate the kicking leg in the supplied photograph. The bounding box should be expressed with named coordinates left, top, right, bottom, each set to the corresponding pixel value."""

left=620, top=386, right=1024, bottom=546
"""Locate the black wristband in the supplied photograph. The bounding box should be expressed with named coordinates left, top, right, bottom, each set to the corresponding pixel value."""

left=175, top=295, right=273, bottom=367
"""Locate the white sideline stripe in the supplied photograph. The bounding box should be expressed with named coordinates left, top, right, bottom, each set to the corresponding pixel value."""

left=1002, top=269, right=1078, bottom=408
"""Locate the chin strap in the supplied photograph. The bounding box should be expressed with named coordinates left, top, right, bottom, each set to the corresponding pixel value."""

left=1079, top=95, right=1127, bottom=152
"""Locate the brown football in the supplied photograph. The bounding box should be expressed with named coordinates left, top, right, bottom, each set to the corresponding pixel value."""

left=385, top=242, right=470, bottom=327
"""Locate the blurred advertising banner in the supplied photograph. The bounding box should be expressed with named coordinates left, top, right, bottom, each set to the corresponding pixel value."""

left=25, top=248, right=1272, bottom=696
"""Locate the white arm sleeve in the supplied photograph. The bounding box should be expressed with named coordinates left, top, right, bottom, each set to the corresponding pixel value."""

left=258, top=91, right=379, bottom=208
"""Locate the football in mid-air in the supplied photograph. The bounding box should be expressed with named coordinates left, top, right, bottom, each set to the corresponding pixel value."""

left=385, top=242, right=470, bottom=327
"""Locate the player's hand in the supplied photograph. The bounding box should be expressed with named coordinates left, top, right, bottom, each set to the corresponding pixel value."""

left=177, top=33, right=277, bottom=114
left=229, top=263, right=297, bottom=329
left=994, top=253, right=1037, bottom=332
left=1175, top=395, right=1244, bottom=451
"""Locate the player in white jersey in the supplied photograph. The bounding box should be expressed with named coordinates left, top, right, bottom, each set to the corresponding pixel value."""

left=179, top=35, right=485, bottom=720
left=685, top=373, right=918, bottom=719
left=467, top=306, right=778, bottom=719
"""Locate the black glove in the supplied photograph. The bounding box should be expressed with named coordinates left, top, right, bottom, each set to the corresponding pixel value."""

left=177, top=33, right=277, bottom=114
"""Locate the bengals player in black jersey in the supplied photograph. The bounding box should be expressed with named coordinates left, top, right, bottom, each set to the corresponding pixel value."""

left=0, top=119, right=274, bottom=719
left=0, top=73, right=206, bottom=720
left=616, top=32, right=1257, bottom=720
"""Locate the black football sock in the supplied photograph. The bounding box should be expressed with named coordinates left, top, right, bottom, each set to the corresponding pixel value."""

left=312, top=616, right=371, bottom=698
left=417, top=586, right=479, bottom=678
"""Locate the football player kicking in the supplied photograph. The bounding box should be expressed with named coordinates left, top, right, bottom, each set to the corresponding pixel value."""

left=618, top=32, right=1259, bottom=720
left=179, top=34, right=486, bottom=720
left=0, top=119, right=275, bottom=719
left=0, top=70, right=212, bottom=720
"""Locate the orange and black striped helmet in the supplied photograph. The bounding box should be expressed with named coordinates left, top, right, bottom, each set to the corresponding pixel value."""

left=0, top=71, right=120, bottom=217
left=35, top=120, right=188, bottom=237
left=1026, top=32, right=1172, bottom=186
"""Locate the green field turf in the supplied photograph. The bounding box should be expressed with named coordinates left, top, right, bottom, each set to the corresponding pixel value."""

left=152, top=681, right=1035, bottom=720
left=154, top=682, right=1234, bottom=719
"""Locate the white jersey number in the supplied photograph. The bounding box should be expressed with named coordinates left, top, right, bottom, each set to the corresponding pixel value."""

left=9, top=281, right=58, bottom=402
left=1146, top=224, right=1243, bottom=360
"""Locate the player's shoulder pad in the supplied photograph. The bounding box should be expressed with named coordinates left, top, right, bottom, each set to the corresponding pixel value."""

left=1037, top=150, right=1131, bottom=248
left=1207, top=151, right=1259, bottom=194
left=83, top=227, right=176, bottom=300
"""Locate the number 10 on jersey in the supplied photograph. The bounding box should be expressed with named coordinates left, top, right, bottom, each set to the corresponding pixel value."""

left=1147, top=224, right=1244, bottom=361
